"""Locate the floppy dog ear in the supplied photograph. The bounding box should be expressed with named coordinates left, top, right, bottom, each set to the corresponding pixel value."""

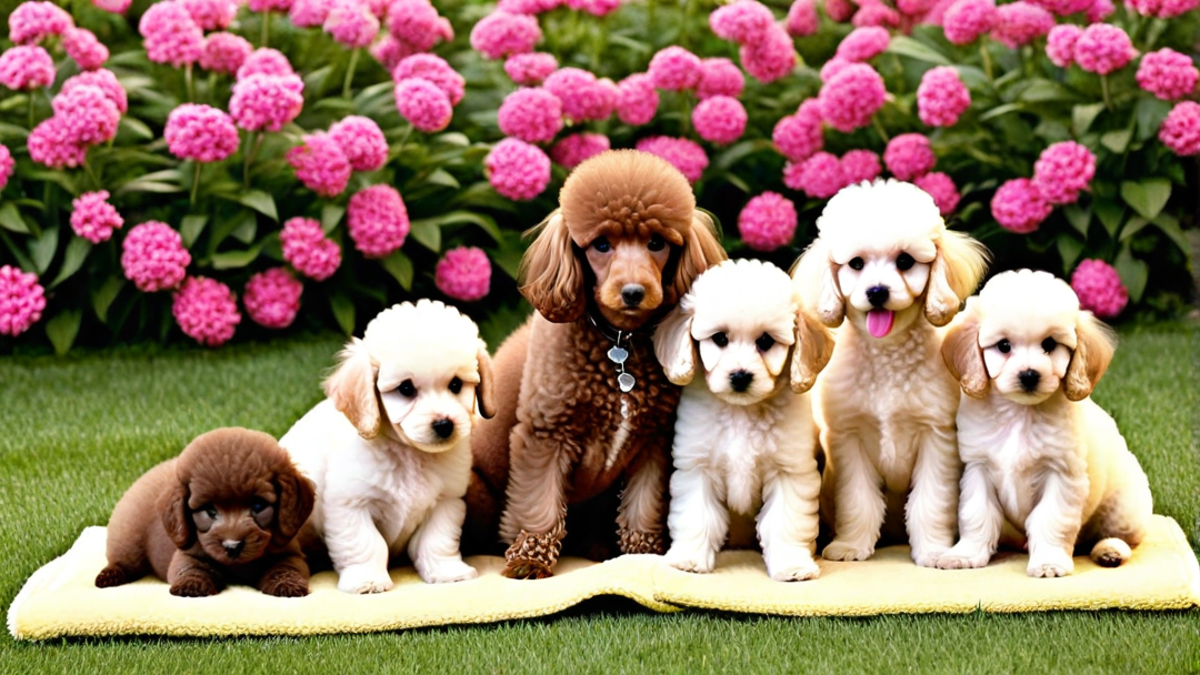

left=665, top=210, right=727, bottom=307
left=272, top=469, right=316, bottom=545
left=519, top=210, right=586, bottom=323
left=653, top=303, right=696, bottom=385
left=941, top=300, right=989, bottom=398
left=1064, top=311, right=1116, bottom=402
left=790, top=239, right=844, bottom=328
left=323, top=338, right=381, bottom=439
left=158, top=477, right=195, bottom=550
left=474, top=346, right=497, bottom=419
left=925, top=230, right=990, bottom=327
left=790, top=311, right=835, bottom=394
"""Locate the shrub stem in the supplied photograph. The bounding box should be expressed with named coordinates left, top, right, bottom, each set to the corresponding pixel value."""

left=184, top=63, right=195, bottom=102
left=343, top=48, right=361, bottom=100
left=979, top=44, right=994, bottom=85
left=261, top=12, right=270, bottom=48
left=1101, top=74, right=1113, bottom=111
left=28, top=94, right=35, bottom=128
left=82, top=156, right=100, bottom=190
left=190, top=162, right=201, bottom=207
left=872, top=116, right=890, bottom=145
left=242, top=132, right=263, bottom=190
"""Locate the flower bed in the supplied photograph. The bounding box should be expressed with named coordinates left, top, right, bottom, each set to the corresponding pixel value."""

left=0, top=0, right=1195, bottom=353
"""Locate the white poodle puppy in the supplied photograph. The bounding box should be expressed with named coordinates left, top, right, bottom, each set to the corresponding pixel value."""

left=937, top=270, right=1153, bottom=577
left=791, top=179, right=989, bottom=567
left=281, top=300, right=494, bottom=593
left=654, top=259, right=834, bottom=581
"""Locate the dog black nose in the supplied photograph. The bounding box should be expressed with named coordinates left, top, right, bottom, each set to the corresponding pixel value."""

left=621, top=284, right=645, bottom=307
left=1019, top=369, right=1041, bottom=392
left=866, top=286, right=890, bottom=309
left=432, top=418, right=455, bottom=439
left=223, top=540, right=244, bottom=558
left=729, top=370, right=753, bottom=393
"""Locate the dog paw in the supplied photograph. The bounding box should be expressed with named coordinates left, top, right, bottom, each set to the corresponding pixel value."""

left=1090, top=538, right=1131, bottom=568
left=821, top=539, right=874, bottom=562
left=664, top=546, right=715, bottom=574
left=768, top=557, right=821, bottom=582
left=421, top=560, right=478, bottom=584
left=95, top=565, right=128, bottom=588
left=910, top=545, right=950, bottom=568
left=502, top=557, right=554, bottom=579
left=337, top=565, right=393, bottom=594
left=935, top=546, right=990, bottom=570
left=261, top=573, right=309, bottom=597
left=1027, top=553, right=1074, bottom=578
left=170, top=574, right=219, bottom=597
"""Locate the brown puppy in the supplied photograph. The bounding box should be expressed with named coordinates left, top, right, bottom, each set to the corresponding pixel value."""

left=95, top=427, right=316, bottom=597
left=466, top=150, right=726, bottom=578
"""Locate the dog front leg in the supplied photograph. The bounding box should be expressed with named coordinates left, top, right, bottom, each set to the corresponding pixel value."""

left=325, top=505, right=393, bottom=593
left=616, top=448, right=669, bottom=555
left=408, top=497, right=478, bottom=584
left=1025, top=471, right=1086, bottom=577
left=167, top=551, right=225, bottom=597
left=822, top=434, right=885, bottom=561
left=905, top=426, right=962, bottom=567
left=664, top=464, right=726, bottom=573
left=257, top=551, right=311, bottom=597
left=758, top=462, right=822, bottom=581
left=499, top=426, right=567, bottom=579
left=937, top=461, right=1002, bottom=569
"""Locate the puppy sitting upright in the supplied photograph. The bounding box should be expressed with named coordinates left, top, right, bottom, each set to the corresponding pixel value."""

left=282, top=300, right=494, bottom=592
left=654, top=259, right=833, bottom=581
left=96, top=427, right=315, bottom=597
left=938, top=270, right=1153, bottom=577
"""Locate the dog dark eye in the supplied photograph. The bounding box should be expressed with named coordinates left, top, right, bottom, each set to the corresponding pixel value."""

left=398, top=380, right=416, bottom=397
left=449, top=377, right=462, bottom=394
left=204, top=506, right=218, bottom=519
left=1041, top=337, right=1057, bottom=353
left=996, top=339, right=1011, bottom=354
left=251, top=498, right=269, bottom=514
left=711, top=332, right=729, bottom=347
left=647, top=234, right=666, bottom=252
left=592, top=237, right=611, bottom=253
left=848, top=257, right=864, bottom=271
left=896, top=253, right=915, bottom=271
left=756, top=334, right=775, bottom=352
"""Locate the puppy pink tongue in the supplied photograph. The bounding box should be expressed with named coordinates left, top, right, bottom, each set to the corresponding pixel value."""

left=867, top=309, right=894, bottom=338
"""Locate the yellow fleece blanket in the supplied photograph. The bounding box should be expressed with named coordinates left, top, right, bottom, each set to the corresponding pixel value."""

left=8, top=515, right=1198, bottom=640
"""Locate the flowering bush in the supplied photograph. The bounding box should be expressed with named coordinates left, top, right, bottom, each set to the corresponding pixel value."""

left=0, top=0, right=1196, bottom=353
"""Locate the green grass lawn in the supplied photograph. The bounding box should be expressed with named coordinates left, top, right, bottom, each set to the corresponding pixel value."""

left=1, top=321, right=1197, bottom=674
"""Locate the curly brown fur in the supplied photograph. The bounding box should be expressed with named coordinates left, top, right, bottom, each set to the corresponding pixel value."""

left=96, top=427, right=316, bottom=597
left=465, top=150, right=726, bottom=576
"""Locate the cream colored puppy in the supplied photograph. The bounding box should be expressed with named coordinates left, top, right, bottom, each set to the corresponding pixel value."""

left=281, top=300, right=494, bottom=592
left=791, top=179, right=989, bottom=567
left=654, top=259, right=834, bottom=581
left=938, top=270, right=1153, bottom=577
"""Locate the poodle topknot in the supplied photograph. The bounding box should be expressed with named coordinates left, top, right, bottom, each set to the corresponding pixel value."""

left=816, top=179, right=946, bottom=264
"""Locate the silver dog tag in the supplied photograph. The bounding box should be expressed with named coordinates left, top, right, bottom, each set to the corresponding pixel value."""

left=618, top=372, right=635, bottom=392
left=607, top=346, right=629, bottom=364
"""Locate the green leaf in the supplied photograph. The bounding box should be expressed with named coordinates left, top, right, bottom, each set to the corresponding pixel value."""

left=609, top=34, right=652, bottom=55
left=409, top=220, right=440, bottom=252
left=885, top=36, right=952, bottom=65
left=1134, top=96, right=1172, bottom=142
left=322, top=204, right=345, bottom=233
left=433, top=132, right=470, bottom=147
left=0, top=229, right=36, bottom=272
left=118, top=117, right=155, bottom=140
left=0, top=121, right=30, bottom=141
left=304, top=65, right=335, bottom=95
left=1119, top=216, right=1150, bottom=241
left=1094, top=199, right=1125, bottom=237
left=237, top=190, right=278, bottom=221
left=410, top=211, right=502, bottom=243
left=49, top=238, right=92, bottom=288
left=424, top=168, right=461, bottom=189
left=979, top=103, right=1024, bottom=121
left=1114, top=246, right=1148, bottom=302
left=379, top=250, right=414, bottom=290
left=1100, top=128, right=1133, bottom=154
left=712, top=139, right=773, bottom=172
left=231, top=217, right=257, bottom=244
left=1019, top=80, right=1082, bottom=103
left=329, top=293, right=355, bottom=335
left=180, top=215, right=208, bottom=248
left=1071, top=102, right=1106, bottom=136
left=1148, top=212, right=1189, bottom=254
left=45, top=309, right=82, bottom=356
left=116, top=180, right=184, bottom=195
left=91, top=276, right=125, bottom=324
left=1056, top=234, right=1085, bottom=274
left=0, top=202, right=29, bottom=233
left=1120, top=178, right=1171, bottom=221
left=1062, top=203, right=1090, bottom=238
left=28, top=226, right=58, bottom=274
left=210, top=247, right=260, bottom=270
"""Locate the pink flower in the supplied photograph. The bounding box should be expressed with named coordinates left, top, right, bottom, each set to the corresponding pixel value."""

left=564, top=0, right=620, bottom=15
left=386, top=0, right=453, bottom=52
left=738, top=192, right=797, bottom=251
left=70, top=190, right=124, bottom=243
left=237, top=48, right=295, bottom=79
left=550, top=133, right=610, bottom=169
left=27, top=118, right=87, bottom=169
left=826, top=0, right=858, bottom=21
left=394, top=77, right=453, bottom=132
left=393, top=53, right=465, bottom=105
left=820, top=57, right=855, bottom=83
left=1070, top=259, right=1127, bottom=318
left=62, top=28, right=108, bottom=70
left=1158, top=101, right=1200, bottom=156
left=470, top=10, right=542, bottom=60
left=139, top=1, right=204, bottom=68
left=616, top=73, right=659, bottom=126
left=248, top=0, right=294, bottom=11
left=917, top=66, right=971, bottom=127
left=243, top=268, right=303, bottom=329
left=709, top=0, right=775, bottom=44
left=693, top=95, right=747, bottom=145
left=543, top=68, right=615, bottom=122
left=884, top=133, right=936, bottom=181
left=840, top=149, right=881, bottom=184
left=281, top=217, right=341, bottom=280
left=837, top=27, right=890, bottom=62
left=942, top=0, right=996, bottom=45
left=852, top=0, right=902, bottom=27
left=0, top=144, right=12, bottom=191
left=1030, top=0, right=1091, bottom=14
left=91, top=0, right=132, bottom=12
left=288, top=132, right=353, bottom=197
left=635, top=136, right=709, bottom=183
left=649, top=46, right=702, bottom=91
left=62, top=69, right=127, bottom=113
left=485, top=138, right=552, bottom=200
left=122, top=221, right=192, bottom=292
left=696, top=57, right=745, bottom=100
left=347, top=184, right=409, bottom=258
left=1031, top=140, right=1095, bottom=204
left=898, top=0, right=937, bottom=14
left=1125, top=0, right=1198, bottom=17
left=324, top=0, right=380, bottom=49
left=181, top=0, right=238, bottom=29
left=1074, top=24, right=1136, bottom=75
left=1086, top=0, right=1115, bottom=20
left=505, top=52, right=558, bottom=85
left=165, top=104, right=239, bottom=163
left=369, top=34, right=412, bottom=71
left=739, top=24, right=796, bottom=83
left=818, top=63, right=886, bottom=133
left=913, top=172, right=960, bottom=215
left=784, top=152, right=845, bottom=197
left=498, top=0, right=562, bottom=12
left=990, top=178, right=1051, bottom=233
left=52, top=84, right=120, bottom=145
left=290, top=0, right=333, bottom=26
left=498, top=88, right=564, bottom=144
left=1136, top=48, right=1199, bottom=101
left=0, top=265, right=46, bottom=337
left=773, top=98, right=824, bottom=162
left=435, top=247, right=491, bottom=301
left=8, top=2, right=72, bottom=45
left=1046, top=24, right=1082, bottom=67
left=229, top=74, right=305, bottom=131
left=200, top=33, right=254, bottom=75
left=0, top=45, right=56, bottom=90
left=786, top=0, right=819, bottom=37
left=329, top=115, right=388, bottom=171
left=992, top=1, right=1053, bottom=49
left=173, top=276, right=240, bottom=347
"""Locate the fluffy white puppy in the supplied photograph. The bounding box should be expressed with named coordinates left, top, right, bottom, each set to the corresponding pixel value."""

left=791, top=179, right=989, bottom=567
left=654, top=259, right=834, bottom=581
left=281, top=300, right=494, bottom=592
left=937, top=270, right=1153, bottom=577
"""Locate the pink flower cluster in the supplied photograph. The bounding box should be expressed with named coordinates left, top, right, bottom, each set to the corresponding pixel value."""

left=243, top=268, right=303, bottom=329
left=347, top=185, right=410, bottom=258
left=913, top=172, right=961, bottom=216
left=1030, top=0, right=1091, bottom=15
left=710, top=0, right=775, bottom=44
left=498, top=87, right=564, bottom=143
left=395, top=77, right=453, bottom=132
left=773, top=99, right=824, bottom=163
left=942, top=0, right=996, bottom=45
left=708, top=1, right=795, bottom=83
left=70, top=191, right=124, bottom=243
left=544, top=68, right=617, bottom=122
left=173, top=276, right=241, bottom=347
left=635, top=136, right=709, bottom=183
left=852, top=0, right=901, bottom=28
left=1136, top=48, right=1199, bottom=101
left=738, top=192, right=797, bottom=251
left=470, top=10, right=542, bottom=60
left=697, top=58, right=745, bottom=100
left=1159, top=101, right=1200, bottom=156
left=181, top=0, right=238, bottom=30
left=93, top=0, right=133, bottom=13
left=841, top=149, right=882, bottom=184
left=1031, top=141, right=1095, bottom=205
left=786, top=0, right=819, bottom=36
left=290, top=0, right=332, bottom=27
left=616, top=73, right=659, bottom=126
left=739, top=24, right=796, bottom=83
left=324, top=0, right=379, bottom=49
left=485, top=138, right=552, bottom=200
left=1125, top=0, right=1199, bottom=17
left=435, top=247, right=491, bottom=301
left=230, top=73, right=305, bottom=132
left=504, top=52, right=558, bottom=85
left=990, top=178, right=1052, bottom=233
left=385, top=0, right=454, bottom=56
left=288, top=132, right=352, bottom=197
left=991, top=1, right=1053, bottom=49
left=649, top=46, right=702, bottom=91
left=0, top=144, right=12, bottom=191
left=165, top=104, right=240, bottom=163
left=836, top=27, right=890, bottom=62
left=122, top=222, right=192, bottom=292
left=200, top=33, right=254, bottom=75
left=551, top=133, right=610, bottom=169
left=784, top=152, right=843, bottom=198
left=281, top=217, right=342, bottom=280
left=394, top=53, right=466, bottom=106
left=1045, top=24, right=1082, bottom=67
left=238, top=48, right=294, bottom=79
left=819, top=63, right=886, bottom=133
left=1070, top=259, right=1127, bottom=318
left=0, top=265, right=46, bottom=337
left=139, top=0, right=204, bottom=68
left=63, top=28, right=109, bottom=70
left=8, top=2, right=73, bottom=45
left=885, top=134, right=937, bottom=182
left=693, top=95, right=747, bottom=145
left=917, top=66, right=970, bottom=127
left=329, top=115, right=388, bottom=171
left=64, top=69, right=127, bottom=113
left=0, top=45, right=56, bottom=91
left=1073, top=24, right=1137, bottom=75
left=28, top=78, right=123, bottom=169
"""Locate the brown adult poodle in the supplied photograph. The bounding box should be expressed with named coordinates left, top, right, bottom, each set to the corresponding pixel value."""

left=95, top=427, right=316, bottom=597
left=465, top=150, right=727, bottom=578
